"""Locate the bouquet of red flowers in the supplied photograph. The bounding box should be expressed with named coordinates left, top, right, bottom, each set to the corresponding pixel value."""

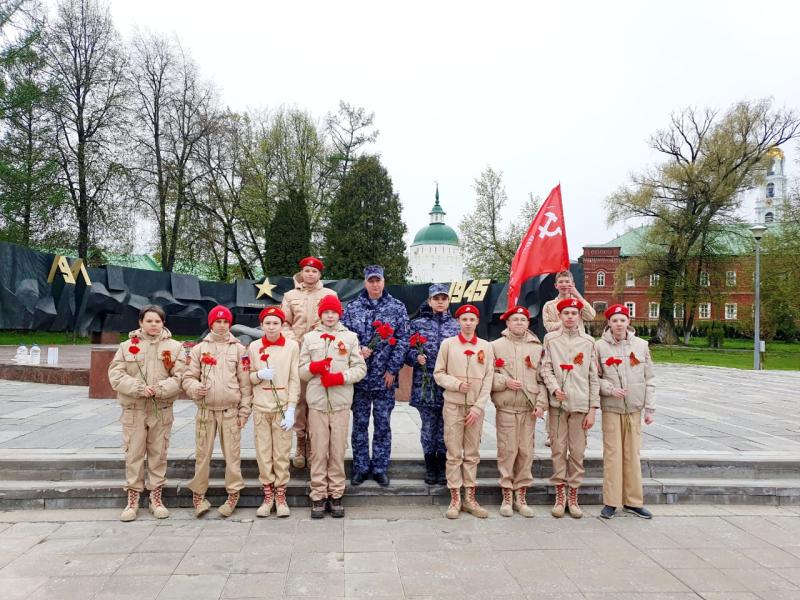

left=367, top=320, right=397, bottom=352
left=410, top=332, right=432, bottom=401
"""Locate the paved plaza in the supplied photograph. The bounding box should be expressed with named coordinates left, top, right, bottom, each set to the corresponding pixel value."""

left=3, top=505, right=800, bottom=599
left=0, top=364, right=799, bottom=460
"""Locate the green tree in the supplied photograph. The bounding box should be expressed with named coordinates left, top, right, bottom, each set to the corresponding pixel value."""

left=0, top=6, right=68, bottom=247
left=264, top=188, right=310, bottom=276
left=459, top=166, right=540, bottom=280
left=761, top=191, right=800, bottom=341
left=606, top=100, right=800, bottom=344
left=323, top=155, right=408, bottom=282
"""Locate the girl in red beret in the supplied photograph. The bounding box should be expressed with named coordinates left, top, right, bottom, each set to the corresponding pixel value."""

left=246, top=306, right=300, bottom=518
left=595, top=304, right=656, bottom=520
left=182, top=305, right=252, bottom=518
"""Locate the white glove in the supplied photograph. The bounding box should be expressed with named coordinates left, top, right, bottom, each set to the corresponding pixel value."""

left=257, top=367, right=275, bottom=381
left=280, top=406, right=296, bottom=431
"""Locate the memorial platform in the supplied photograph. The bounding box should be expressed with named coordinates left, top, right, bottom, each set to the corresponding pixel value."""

left=1, top=364, right=799, bottom=510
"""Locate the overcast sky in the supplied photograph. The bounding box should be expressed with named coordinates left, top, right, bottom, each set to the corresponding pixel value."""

left=107, top=0, right=799, bottom=259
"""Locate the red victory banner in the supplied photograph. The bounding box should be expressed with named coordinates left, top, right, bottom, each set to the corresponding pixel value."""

left=507, top=184, right=570, bottom=309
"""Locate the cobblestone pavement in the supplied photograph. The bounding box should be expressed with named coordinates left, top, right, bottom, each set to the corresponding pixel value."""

left=1, top=364, right=799, bottom=459
left=1, top=505, right=800, bottom=599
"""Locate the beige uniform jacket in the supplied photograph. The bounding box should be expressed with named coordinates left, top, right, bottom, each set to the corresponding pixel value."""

left=433, top=335, right=494, bottom=412
left=595, top=327, right=656, bottom=414
left=108, top=328, right=185, bottom=410
left=181, top=332, right=253, bottom=420
left=247, top=336, right=301, bottom=413
left=541, top=327, right=600, bottom=413
left=542, top=297, right=596, bottom=332
left=299, top=323, right=367, bottom=412
left=281, top=273, right=338, bottom=342
left=490, top=328, right=548, bottom=413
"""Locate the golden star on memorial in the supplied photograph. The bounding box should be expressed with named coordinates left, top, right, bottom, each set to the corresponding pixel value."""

left=255, top=278, right=277, bottom=299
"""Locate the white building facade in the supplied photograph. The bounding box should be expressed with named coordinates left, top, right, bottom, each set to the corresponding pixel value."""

left=755, top=147, right=786, bottom=224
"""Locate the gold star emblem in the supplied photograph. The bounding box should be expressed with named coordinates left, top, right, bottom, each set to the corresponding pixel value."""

left=255, top=277, right=277, bottom=299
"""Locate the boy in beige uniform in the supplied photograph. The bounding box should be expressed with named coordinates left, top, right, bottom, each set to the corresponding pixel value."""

left=281, top=256, right=338, bottom=469
left=541, top=298, right=600, bottom=519
left=433, top=304, right=494, bottom=519
left=595, top=304, right=655, bottom=520
left=182, top=305, right=253, bottom=518
left=542, top=270, right=596, bottom=333
left=108, top=305, right=185, bottom=521
left=490, top=306, right=547, bottom=518
left=247, top=306, right=300, bottom=518
left=299, top=295, right=366, bottom=519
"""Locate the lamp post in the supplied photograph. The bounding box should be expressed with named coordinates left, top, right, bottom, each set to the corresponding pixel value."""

left=750, top=224, right=767, bottom=370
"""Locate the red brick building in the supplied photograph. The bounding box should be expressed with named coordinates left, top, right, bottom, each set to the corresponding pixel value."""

left=580, top=226, right=756, bottom=331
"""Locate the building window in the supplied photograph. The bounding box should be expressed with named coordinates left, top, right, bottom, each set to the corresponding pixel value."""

left=648, top=302, right=660, bottom=319
left=725, top=303, right=737, bottom=320
left=649, top=273, right=660, bottom=287
left=596, top=271, right=605, bottom=287
left=624, top=302, right=636, bottom=318
left=699, top=303, right=711, bottom=320
left=593, top=302, right=607, bottom=314
left=726, top=271, right=736, bottom=287
left=673, top=303, right=685, bottom=320
left=625, top=272, right=635, bottom=287
left=767, top=183, right=775, bottom=198
left=765, top=212, right=774, bottom=223
left=700, top=271, right=710, bottom=287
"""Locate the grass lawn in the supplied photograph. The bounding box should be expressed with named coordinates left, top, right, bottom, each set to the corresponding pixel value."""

left=651, top=344, right=800, bottom=370
left=0, top=331, right=197, bottom=346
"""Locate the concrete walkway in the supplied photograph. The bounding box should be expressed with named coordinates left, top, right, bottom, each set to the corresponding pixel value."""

left=2, top=505, right=800, bottom=599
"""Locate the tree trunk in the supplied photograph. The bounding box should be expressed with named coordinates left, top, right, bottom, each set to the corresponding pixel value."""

left=655, top=246, right=680, bottom=345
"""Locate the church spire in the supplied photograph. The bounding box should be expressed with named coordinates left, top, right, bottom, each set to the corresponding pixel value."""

left=429, top=184, right=445, bottom=223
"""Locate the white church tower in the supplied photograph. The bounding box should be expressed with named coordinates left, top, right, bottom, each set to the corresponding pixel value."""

left=755, top=147, right=786, bottom=225
left=409, top=185, right=464, bottom=283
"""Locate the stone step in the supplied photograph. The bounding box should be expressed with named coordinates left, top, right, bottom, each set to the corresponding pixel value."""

left=1, top=455, right=798, bottom=482
left=2, top=476, right=799, bottom=510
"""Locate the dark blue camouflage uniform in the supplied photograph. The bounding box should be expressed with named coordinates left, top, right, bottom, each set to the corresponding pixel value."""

left=405, top=302, right=459, bottom=455
left=342, top=289, right=409, bottom=475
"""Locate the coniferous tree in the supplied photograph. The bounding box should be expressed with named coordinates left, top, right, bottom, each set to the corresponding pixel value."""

left=323, top=155, right=408, bottom=282
left=264, top=188, right=311, bottom=276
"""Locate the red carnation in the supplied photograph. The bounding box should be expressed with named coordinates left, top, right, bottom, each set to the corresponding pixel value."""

left=418, top=335, right=427, bottom=344
left=464, top=349, right=475, bottom=357
left=494, top=358, right=505, bottom=368
left=605, top=356, right=622, bottom=367
left=388, top=337, right=397, bottom=346
left=129, top=345, right=140, bottom=355
left=200, top=353, right=217, bottom=366
left=372, top=320, right=382, bottom=328
left=377, top=323, right=394, bottom=340
left=130, top=336, right=140, bottom=345
left=559, top=364, right=574, bottom=371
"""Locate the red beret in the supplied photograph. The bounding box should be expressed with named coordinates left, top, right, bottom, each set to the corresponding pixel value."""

left=259, top=306, right=286, bottom=323
left=500, top=306, right=530, bottom=321
left=454, top=304, right=480, bottom=318
left=208, top=305, right=233, bottom=329
left=604, top=304, right=630, bottom=320
left=299, top=256, right=324, bottom=271
left=317, top=294, right=343, bottom=317
left=556, top=298, right=584, bottom=313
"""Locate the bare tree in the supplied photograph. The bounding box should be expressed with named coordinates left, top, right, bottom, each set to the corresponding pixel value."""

left=326, top=100, right=378, bottom=180
left=127, top=30, right=216, bottom=271
left=44, top=0, right=128, bottom=259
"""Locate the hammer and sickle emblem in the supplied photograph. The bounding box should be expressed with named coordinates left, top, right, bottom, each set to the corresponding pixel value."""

left=537, top=212, right=562, bottom=239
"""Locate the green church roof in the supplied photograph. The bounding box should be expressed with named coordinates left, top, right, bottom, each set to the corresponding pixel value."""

left=411, top=185, right=461, bottom=247
left=411, top=223, right=460, bottom=246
